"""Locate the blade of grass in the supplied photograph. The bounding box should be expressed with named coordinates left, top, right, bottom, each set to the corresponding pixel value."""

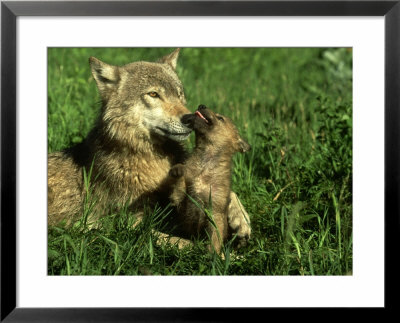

left=332, top=193, right=342, bottom=259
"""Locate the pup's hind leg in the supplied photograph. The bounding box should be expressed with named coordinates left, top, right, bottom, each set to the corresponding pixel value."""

left=208, top=213, right=228, bottom=255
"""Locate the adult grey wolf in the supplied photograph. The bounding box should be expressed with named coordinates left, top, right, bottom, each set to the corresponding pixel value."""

left=47, top=49, right=251, bottom=244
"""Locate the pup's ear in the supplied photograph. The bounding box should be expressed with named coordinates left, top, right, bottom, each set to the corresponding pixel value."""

left=238, top=137, right=251, bottom=153
left=158, top=48, right=180, bottom=70
left=89, top=57, right=120, bottom=100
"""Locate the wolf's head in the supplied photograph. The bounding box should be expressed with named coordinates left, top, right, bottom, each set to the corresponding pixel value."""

left=182, top=105, right=251, bottom=155
left=89, top=49, right=192, bottom=148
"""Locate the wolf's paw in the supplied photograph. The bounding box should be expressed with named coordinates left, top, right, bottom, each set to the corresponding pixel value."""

left=230, top=219, right=251, bottom=248
left=228, top=192, right=251, bottom=248
left=169, top=163, right=185, bottom=178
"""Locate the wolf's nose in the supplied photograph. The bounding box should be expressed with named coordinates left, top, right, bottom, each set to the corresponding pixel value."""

left=181, top=114, right=194, bottom=126
left=198, top=104, right=207, bottom=110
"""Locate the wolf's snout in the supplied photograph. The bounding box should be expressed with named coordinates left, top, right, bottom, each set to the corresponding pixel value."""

left=181, top=113, right=196, bottom=127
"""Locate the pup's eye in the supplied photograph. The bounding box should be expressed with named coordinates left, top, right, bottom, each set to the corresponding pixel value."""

left=148, top=92, right=159, bottom=98
left=217, top=116, right=225, bottom=122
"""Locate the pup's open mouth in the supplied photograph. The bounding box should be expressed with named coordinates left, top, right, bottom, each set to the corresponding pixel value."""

left=195, top=110, right=211, bottom=124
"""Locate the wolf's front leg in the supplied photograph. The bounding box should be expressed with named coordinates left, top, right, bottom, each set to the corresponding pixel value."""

left=227, top=192, right=251, bottom=247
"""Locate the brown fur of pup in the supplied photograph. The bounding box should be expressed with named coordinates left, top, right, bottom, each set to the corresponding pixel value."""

left=168, top=105, right=251, bottom=254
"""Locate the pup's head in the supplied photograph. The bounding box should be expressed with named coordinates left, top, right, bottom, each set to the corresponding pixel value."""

left=89, top=49, right=192, bottom=146
left=182, top=105, right=251, bottom=154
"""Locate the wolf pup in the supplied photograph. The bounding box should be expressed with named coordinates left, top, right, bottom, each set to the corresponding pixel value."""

left=168, top=105, right=251, bottom=253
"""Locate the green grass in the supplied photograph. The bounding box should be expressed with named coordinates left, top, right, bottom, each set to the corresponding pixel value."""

left=48, top=47, right=352, bottom=275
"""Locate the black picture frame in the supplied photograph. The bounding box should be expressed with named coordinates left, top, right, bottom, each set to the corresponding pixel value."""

left=1, top=0, right=399, bottom=321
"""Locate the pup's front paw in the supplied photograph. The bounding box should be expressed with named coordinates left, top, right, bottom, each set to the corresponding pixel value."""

left=169, top=163, right=185, bottom=178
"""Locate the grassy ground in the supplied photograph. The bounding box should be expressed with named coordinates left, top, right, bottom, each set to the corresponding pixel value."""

left=48, top=48, right=352, bottom=275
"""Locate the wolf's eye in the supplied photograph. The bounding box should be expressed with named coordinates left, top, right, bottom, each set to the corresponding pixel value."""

left=148, top=92, right=159, bottom=98
left=217, top=116, right=225, bottom=122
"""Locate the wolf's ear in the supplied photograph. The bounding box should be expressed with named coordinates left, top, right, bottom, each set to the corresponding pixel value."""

left=237, top=137, right=251, bottom=153
left=158, top=48, right=180, bottom=70
left=89, top=57, right=120, bottom=100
